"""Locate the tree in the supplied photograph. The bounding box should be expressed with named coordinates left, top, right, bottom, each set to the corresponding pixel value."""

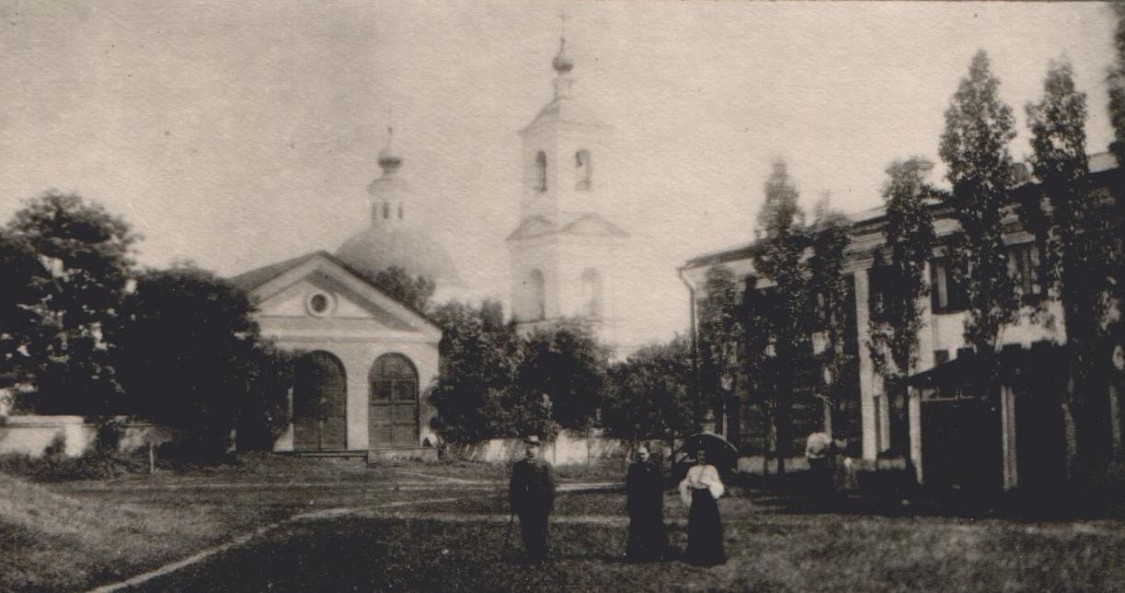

left=427, top=300, right=521, bottom=445
left=603, top=336, right=693, bottom=450
left=738, top=272, right=776, bottom=472
left=868, top=158, right=937, bottom=455
left=115, top=265, right=292, bottom=459
left=696, top=266, right=743, bottom=442
left=0, top=232, right=46, bottom=393
left=752, top=160, right=812, bottom=474
left=4, top=192, right=140, bottom=414
left=938, top=50, right=1018, bottom=375
left=808, top=203, right=857, bottom=440
left=371, top=266, right=436, bottom=313
left=514, top=321, right=610, bottom=431
left=1108, top=2, right=1125, bottom=166
left=1026, top=58, right=1118, bottom=479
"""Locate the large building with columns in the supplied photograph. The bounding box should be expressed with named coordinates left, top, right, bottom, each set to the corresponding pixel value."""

left=680, top=153, right=1123, bottom=493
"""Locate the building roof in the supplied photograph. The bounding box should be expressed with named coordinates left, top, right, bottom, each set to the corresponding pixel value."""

left=229, top=250, right=440, bottom=328
left=681, top=152, right=1121, bottom=273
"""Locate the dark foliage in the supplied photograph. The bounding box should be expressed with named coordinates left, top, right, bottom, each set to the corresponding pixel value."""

left=115, top=265, right=293, bottom=459
left=2, top=192, right=139, bottom=415
left=602, top=336, right=693, bottom=444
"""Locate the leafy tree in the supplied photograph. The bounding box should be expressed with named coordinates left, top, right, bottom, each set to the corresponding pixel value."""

left=808, top=203, right=857, bottom=439
left=752, top=160, right=812, bottom=474
left=1026, top=58, right=1118, bottom=479
left=0, top=232, right=46, bottom=393
left=514, top=321, right=609, bottom=431
left=115, top=265, right=292, bottom=459
left=868, top=158, right=937, bottom=454
left=697, top=266, right=743, bottom=442
left=1108, top=2, right=1125, bottom=166
left=4, top=192, right=139, bottom=414
left=738, top=273, right=776, bottom=470
left=371, top=266, right=436, bottom=313
left=938, top=50, right=1018, bottom=374
left=603, top=336, right=693, bottom=450
left=427, top=300, right=521, bottom=444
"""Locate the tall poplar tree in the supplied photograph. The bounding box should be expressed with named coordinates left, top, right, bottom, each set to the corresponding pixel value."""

left=697, top=266, right=743, bottom=441
left=1026, top=58, right=1116, bottom=478
left=938, top=50, right=1018, bottom=378
left=868, top=158, right=937, bottom=454
left=808, top=204, right=854, bottom=438
left=753, top=160, right=811, bottom=474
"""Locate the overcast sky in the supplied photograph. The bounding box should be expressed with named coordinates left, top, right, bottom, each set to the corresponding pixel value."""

left=0, top=1, right=1118, bottom=349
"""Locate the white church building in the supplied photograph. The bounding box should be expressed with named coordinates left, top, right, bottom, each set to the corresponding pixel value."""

left=231, top=131, right=454, bottom=458
left=507, top=36, right=630, bottom=351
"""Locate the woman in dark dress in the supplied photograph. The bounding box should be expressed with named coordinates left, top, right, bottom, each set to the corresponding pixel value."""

left=625, top=445, right=667, bottom=562
left=678, top=449, right=725, bottom=566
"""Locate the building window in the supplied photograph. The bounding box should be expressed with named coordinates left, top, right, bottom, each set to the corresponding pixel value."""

left=575, top=149, right=592, bottom=190
left=383, top=202, right=390, bottom=219
left=535, top=151, right=548, bottom=193
left=866, top=262, right=895, bottom=321
left=528, top=269, right=546, bottom=320
left=580, top=268, right=603, bottom=318
left=1008, top=243, right=1043, bottom=305
left=306, top=291, right=335, bottom=317
left=930, top=257, right=968, bottom=313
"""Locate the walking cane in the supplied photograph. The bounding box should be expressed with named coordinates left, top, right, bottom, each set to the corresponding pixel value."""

left=501, top=509, right=516, bottom=558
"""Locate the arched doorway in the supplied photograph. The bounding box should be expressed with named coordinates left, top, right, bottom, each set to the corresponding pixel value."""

left=292, top=351, right=347, bottom=451
left=369, top=353, right=419, bottom=448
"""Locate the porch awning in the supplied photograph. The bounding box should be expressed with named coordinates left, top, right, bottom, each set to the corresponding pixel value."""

left=904, top=355, right=984, bottom=390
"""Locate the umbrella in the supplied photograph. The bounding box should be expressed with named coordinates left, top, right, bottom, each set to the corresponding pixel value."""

left=683, top=431, right=738, bottom=471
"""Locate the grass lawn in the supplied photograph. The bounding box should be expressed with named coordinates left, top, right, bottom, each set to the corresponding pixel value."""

left=126, top=489, right=1125, bottom=593
left=3, top=457, right=1124, bottom=592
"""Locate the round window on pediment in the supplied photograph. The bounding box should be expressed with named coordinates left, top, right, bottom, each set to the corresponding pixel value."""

left=306, top=292, right=335, bottom=317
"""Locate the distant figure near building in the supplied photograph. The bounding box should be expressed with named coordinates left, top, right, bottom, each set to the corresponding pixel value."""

left=805, top=430, right=833, bottom=492
left=678, top=449, right=726, bottom=566
left=509, top=435, right=557, bottom=563
left=625, top=445, right=666, bottom=562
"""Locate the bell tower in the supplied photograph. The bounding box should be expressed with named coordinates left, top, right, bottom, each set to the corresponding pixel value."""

left=507, top=29, right=628, bottom=349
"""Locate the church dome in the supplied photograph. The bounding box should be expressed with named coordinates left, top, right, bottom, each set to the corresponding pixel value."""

left=336, top=225, right=462, bottom=289
left=335, top=127, right=463, bottom=291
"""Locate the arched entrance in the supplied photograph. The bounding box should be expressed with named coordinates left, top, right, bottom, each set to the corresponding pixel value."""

left=292, top=351, right=348, bottom=451
left=369, top=353, right=419, bottom=448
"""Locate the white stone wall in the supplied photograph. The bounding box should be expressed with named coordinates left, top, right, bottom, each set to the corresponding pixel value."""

left=0, top=416, right=174, bottom=458
left=449, top=430, right=628, bottom=466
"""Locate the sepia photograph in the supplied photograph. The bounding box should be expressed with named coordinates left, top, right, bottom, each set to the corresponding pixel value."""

left=0, top=1, right=1123, bottom=591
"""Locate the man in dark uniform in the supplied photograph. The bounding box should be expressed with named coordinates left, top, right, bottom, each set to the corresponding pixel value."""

left=509, top=435, right=556, bottom=563
left=625, top=444, right=666, bottom=562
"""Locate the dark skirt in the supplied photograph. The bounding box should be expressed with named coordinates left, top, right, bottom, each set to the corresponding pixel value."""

left=626, top=506, right=667, bottom=562
left=685, top=488, right=724, bottom=566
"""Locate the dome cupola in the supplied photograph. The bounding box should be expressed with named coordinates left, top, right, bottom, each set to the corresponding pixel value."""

left=552, top=37, right=574, bottom=75
left=376, top=127, right=403, bottom=173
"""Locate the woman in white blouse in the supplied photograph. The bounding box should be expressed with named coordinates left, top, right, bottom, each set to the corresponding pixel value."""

left=678, top=448, right=725, bottom=566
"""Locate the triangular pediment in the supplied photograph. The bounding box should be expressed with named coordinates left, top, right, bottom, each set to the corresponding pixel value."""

left=231, top=251, right=440, bottom=340
left=559, top=213, right=629, bottom=238
left=506, top=216, right=560, bottom=241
